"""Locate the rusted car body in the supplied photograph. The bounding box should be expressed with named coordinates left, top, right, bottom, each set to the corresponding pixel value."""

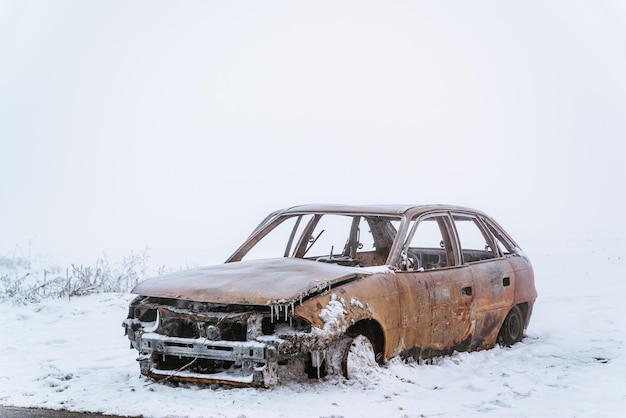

left=123, top=204, right=536, bottom=387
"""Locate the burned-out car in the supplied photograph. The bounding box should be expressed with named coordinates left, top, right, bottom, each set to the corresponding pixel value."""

left=123, top=204, right=536, bottom=387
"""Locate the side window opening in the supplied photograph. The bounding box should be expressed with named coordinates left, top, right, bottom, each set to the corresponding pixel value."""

left=481, top=218, right=517, bottom=256
left=452, top=214, right=497, bottom=263
left=403, top=216, right=450, bottom=271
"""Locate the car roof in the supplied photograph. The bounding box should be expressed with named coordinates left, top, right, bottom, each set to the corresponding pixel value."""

left=279, top=204, right=489, bottom=219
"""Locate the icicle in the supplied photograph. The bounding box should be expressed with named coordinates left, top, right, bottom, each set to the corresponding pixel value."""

left=315, top=351, right=321, bottom=379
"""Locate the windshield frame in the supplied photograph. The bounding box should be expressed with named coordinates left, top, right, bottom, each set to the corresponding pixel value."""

left=226, top=211, right=408, bottom=267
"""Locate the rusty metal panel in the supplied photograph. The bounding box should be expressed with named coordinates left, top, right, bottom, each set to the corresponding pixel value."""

left=294, top=272, right=403, bottom=359
left=509, top=256, right=537, bottom=304
left=466, top=259, right=515, bottom=350
left=392, top=272, right=432, bottom=356
left=131, top=258, right=367, bottom=305
left=295, top=273, right=398, bottom=327
left=423, top=269, right=474, bottom=352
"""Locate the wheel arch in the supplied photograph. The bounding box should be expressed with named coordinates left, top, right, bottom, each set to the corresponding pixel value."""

left=346, top=318, right=385, bottom=364
left=515, top=301, right=530, bottom=329
left=497, top=303, right=525, bottom=346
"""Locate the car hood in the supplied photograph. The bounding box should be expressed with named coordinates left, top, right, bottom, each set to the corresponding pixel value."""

left=131, top=258, right=371, bottom=305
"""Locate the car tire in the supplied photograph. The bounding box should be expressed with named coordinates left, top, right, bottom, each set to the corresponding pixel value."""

left=339, top=334, right=377, bottom=379
left=498, top=305, right=524, bottom=346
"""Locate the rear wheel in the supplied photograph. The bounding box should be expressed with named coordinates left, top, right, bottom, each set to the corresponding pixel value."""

left=498, top=305, right=524, bottom=346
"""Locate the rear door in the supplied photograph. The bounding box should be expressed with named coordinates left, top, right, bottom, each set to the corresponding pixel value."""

left=450, top=212, right=516, bottom=350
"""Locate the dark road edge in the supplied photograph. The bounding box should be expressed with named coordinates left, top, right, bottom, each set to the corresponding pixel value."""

left=0, top=405, right=143, bottom=418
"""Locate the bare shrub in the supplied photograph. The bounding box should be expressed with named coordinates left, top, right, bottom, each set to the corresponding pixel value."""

left=0, top=249, right=152, bottom=304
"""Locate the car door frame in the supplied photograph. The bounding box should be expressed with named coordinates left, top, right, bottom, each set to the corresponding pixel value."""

left=394, top=210, right=476, bottom=358
left=448, top=211, right=517, bottom=351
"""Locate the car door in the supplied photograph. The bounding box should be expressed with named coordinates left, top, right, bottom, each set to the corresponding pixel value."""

left=395, top=213, right=474, bottom=358
left=450, top=212, right=516, bottom=350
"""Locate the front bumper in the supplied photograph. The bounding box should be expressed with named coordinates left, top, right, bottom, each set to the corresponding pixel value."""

left=134, top=332, right=281, bottom=387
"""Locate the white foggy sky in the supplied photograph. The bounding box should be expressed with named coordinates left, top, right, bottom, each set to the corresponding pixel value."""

left=1, top=1, right=625, bottom=267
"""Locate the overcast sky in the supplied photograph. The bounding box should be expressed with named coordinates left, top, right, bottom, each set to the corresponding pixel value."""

left=1, top=1, right=625, bottom=267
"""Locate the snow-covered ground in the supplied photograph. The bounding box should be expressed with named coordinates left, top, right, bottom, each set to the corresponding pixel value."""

left=1, top=238, right=624, bottom=417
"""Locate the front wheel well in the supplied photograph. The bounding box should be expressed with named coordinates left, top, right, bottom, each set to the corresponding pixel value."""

left=346, top=319, right=385, bottom=364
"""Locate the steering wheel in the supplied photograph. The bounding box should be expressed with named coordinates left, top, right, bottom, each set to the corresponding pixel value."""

left=405, top=250, right=421, bottom=271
